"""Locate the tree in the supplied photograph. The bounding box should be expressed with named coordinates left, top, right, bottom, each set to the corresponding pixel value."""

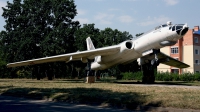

left=99, top=28, right=132, bottom=46
left=0, top=34, right=7, bottom=78
left=1, top=0, right=80, bottom=79
left=74, top=24, right=100, bottom=51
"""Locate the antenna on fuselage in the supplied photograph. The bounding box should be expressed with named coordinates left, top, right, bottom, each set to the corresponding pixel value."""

left=167, top=21, right=172, bottom=26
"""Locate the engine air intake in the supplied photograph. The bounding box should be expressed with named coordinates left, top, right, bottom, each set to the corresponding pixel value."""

left=126, top=41, right=132, bottom=49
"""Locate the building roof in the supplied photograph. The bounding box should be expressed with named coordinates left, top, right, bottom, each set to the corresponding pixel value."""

left=193, top=30, right=200, bottom=35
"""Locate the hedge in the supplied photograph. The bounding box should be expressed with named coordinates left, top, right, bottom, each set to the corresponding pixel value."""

left=121, top=71, right=200, bottom=81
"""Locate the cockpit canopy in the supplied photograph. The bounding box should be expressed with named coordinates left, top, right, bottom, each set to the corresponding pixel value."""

left=155, top=21, right=172, bottom=30
left=132, top=21, right=188, bottom=40
left=155, top=24, right=168, bottom=30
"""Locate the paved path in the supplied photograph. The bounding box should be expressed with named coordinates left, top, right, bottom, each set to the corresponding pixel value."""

left=0, top=95, right=131, bottom=112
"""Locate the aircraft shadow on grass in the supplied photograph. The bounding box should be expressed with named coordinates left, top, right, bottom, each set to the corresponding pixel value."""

left=1, top=86, right=162, bottom=110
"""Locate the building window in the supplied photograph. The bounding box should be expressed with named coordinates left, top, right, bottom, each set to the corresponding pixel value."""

left=195, top=49, right=199, bottom=55
left=196, top=71, right=199, bottom=73
left=171, top=69, right=179, bottom=73
left=171, top=47, right=178, bottom=54
left=194, top=37, right=198, bottom=43
left=195, top=59, right=199, bottom=65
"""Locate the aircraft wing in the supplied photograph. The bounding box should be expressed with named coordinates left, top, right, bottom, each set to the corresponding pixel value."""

left=141, top=51, right=189, bottom=68
left=158, top=52, right=190, bottom=68
left=7, top=45, right=120, bottom=67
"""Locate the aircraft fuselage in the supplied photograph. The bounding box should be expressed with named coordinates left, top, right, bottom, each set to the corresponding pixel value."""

left=91, top=22, right=189, bottom=70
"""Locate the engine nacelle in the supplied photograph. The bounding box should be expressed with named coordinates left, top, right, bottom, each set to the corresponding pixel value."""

left=97, top=40, right=134, bottom=64
left=120, top=40, right=134, bottom=52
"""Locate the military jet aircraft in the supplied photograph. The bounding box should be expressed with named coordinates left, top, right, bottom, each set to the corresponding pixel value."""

left=7, top=21, right=190, bottom=83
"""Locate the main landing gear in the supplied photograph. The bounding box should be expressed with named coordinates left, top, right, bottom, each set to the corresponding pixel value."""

left=140, top=49, right=160, bottom=84
left=141, top=60, right=159, bottom=84
left=85, top=60, right=96, bottom=83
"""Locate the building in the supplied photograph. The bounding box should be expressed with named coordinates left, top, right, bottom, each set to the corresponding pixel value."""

left=157, top=26, right=200, bottom=74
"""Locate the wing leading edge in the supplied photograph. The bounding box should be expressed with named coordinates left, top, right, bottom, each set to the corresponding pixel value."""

left=7, top=45, right=120, bottom=67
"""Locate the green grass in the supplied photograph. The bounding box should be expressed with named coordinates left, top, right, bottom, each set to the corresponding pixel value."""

left=0, top=79, right=200, bottom=110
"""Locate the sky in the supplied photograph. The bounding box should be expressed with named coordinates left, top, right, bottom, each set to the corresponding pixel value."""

left=0, top=0, right=200, bottom=36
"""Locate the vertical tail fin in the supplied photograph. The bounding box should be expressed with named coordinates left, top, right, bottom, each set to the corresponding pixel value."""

left=86, top=37, right=99, bottom=62
left=86, top=37, right=95, bottom=50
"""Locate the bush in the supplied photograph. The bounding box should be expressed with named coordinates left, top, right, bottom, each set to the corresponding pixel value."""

left=194, top=73, right=200, bottom=81
left=156, top=72, right=200, bottom=82
left=16, top=70, right=32, bottom=78
left=121, top=71, right=200, bottom=82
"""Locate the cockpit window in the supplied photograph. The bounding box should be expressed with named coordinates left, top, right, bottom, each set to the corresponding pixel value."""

left=169, top=27, right=172, bottom=30
left=171, top=24, right=184, bottom=31
left=172, top=26, right=176, bottom=31
left=162, top=24, right=168, bottom=27
left=176, top=25, right=183, bottom=30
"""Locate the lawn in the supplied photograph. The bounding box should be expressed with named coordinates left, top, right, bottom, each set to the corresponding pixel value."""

left=0, top=79, right=200, bottom=110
